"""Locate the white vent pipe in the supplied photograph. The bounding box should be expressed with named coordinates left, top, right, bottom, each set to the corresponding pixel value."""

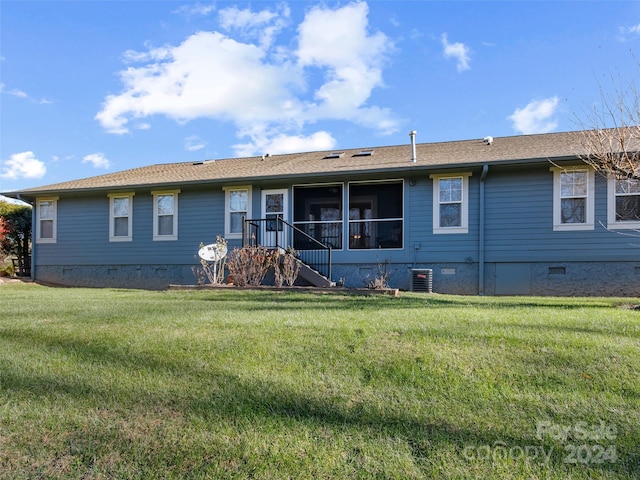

left=409, top=130, right=417, bottom=163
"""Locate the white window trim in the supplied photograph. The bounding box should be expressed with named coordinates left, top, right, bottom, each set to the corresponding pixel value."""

left=152, top=190, right=179, bottom=241
left=550, top=167, right=594, bottom=231
left=35, top=197, right=58, bottom=244
left=607, top=176, right=640, bottom=230
left=108, top=193, right=134, bottom=242
left=224, top=186, right=252, bottom=239
left=430, top=173, right=471, bottom=234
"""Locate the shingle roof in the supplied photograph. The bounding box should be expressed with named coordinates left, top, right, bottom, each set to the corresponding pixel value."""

left=2, top=130, right=595, bottom=197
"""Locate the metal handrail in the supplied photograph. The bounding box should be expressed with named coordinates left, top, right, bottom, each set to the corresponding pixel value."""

left=243, top=216, right=332, bottom=281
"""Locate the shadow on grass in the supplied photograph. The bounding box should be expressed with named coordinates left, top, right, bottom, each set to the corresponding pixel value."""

left=500, top=321, right=640, bottom=339
left=1, top=326, right=638, bottom=478
left=184, top=289, right=626, bottom=311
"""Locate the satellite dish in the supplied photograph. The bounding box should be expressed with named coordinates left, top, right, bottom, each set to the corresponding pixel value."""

left=198, top=243, right=228, bottom=262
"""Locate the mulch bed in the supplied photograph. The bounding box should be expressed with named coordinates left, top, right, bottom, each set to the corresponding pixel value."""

left=168, top=283, right=401, bottom=296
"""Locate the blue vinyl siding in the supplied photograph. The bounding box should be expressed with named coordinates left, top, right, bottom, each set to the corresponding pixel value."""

left=406, top=174, right=480, bottom=264
left=484, top=166, right=639, bottom=263
left=32, top=162, right=640, bottom=292
left=37, top=188, right=227, bottom=266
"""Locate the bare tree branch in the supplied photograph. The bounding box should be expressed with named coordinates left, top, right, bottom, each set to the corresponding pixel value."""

left=573, top=63, right=640, bottom=180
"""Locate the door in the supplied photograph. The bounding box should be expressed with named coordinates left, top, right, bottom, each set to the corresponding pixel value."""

left=261, top=189, right=289, bottom=248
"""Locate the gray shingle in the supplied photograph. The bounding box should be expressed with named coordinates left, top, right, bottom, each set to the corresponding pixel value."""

left=0, top=130, right=603, bottom=196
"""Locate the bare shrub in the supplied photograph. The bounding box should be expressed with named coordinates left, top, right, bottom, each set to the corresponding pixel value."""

left=227, top=245, right=275, bottom=286
left=273, top=249, right=301, bottom=287
left=364, top=259, right=391, bottom=290
left=193, top=236, right=227, bottom=285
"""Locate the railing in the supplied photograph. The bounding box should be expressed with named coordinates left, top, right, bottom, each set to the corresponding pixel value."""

left=243, top=216, right=332, bottom=281
left=11, top=255, right=31, bottom=277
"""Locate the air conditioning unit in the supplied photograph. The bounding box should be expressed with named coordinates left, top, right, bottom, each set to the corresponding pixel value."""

left=411, top=269, right=433, bottom=293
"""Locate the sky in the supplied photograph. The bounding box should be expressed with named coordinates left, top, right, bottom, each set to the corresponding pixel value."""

left=1, top=0, right=640, bottom=197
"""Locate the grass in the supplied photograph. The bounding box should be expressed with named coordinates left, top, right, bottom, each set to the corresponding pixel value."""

left=0, top=283, right=638, bottom=479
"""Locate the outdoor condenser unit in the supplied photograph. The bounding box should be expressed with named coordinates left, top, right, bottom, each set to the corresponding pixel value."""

left=410, top=269, right=433, bottom=293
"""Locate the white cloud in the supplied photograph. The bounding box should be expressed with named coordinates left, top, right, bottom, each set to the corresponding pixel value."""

left=95, top=1, right=398, bottom=156
left=618, top=23, right=640, bottom=40
left=82, top=153, right=110, bottom=169
left=296, top=1, right=397, bottom=130
left=508, top=96, right=560, bottom=134
left=441, top=33, right=471, bottom=72
left=1, top=83, right=53, bottom=105
left=233, top=130, right=337, bottom=157
left=219, top=4, right=290, bottom=48
left=173, top=2, right=215, bottom=17
left=185, top=135, right=206, bottom=152
left=0, top=83, right=28, bottom=98
left=95, top=30, right=302, bottom=135
left=1, top=151, right=46, bottom=180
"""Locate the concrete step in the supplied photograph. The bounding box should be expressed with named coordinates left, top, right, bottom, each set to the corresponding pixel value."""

left=298, top=262, right=334, bottom=288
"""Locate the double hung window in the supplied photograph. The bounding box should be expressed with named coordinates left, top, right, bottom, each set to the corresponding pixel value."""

left=551, top=167, right=594, bottom=231
left=36, top=197, right=58, bottom=243
left=152, top=190, right=179, bottom=240
left=224, top=186, right=251, bottom=239
left=608, top=177, right=640, bottom=229
left=108, top=193, right=134, bottom=241
left=431, top=174, right=470, bottom=234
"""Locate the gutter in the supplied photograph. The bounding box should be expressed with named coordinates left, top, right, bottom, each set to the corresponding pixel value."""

left=479, top=164, right=489, bottom=296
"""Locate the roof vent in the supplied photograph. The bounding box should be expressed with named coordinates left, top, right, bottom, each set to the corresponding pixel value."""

left=353, top=150, right=374, bottom=157
left=323, top=152, right=345, bottom=159
left=409, top=130, right=417, bottom=163
left=483, top=136, right=494, bottom=145
left=192, top=161, right=204, bottom=165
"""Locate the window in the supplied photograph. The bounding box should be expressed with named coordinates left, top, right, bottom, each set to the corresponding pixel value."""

left=348, top=181, right=403, bottom=249
left=551, top=167, right=594, bottom=231
left=431, top=174, right=470, bottom=234
left=108, top=193, right=134, bottom=241
left=224, top=186, right=251, bottom=239
left=293, top=184, right=343, bottom=249
left=36, top=197, right=58, bottom=243
left=608, top=176, right=640, bottom=229
left=152, top=190, right=179, bottom=241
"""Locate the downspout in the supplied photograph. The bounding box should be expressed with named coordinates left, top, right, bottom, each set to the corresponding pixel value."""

left=17, top=194, right=35, bottom=280
left=479, top=165, right=489, bottom=295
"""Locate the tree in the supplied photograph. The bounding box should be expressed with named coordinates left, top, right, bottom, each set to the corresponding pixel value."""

left=0, top=201, right=32, bottom=273
left=575, top=66, right=640, bottom=180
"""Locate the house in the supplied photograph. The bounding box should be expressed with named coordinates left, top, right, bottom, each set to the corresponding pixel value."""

left=4, top=130, right=640, bottom=295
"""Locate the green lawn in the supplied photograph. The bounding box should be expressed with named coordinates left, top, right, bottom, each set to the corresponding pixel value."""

left=0, top=283, right=638, bottom=479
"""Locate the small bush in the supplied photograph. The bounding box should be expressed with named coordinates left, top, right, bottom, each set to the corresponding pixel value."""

left=0, top=263, right=14, bottom=277
left=273, top=249, right=301, bottom=287
left=364, top=259, right=391, bottom=290
left=227, top=245, right=276, bottom=286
